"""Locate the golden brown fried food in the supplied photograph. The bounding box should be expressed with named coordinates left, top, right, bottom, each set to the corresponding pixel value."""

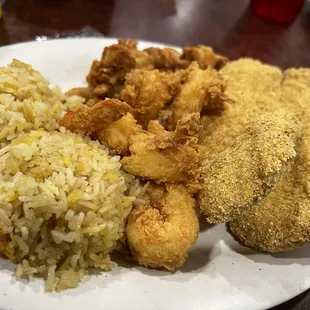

left=97, top=113, right=141, bottom=155
left=61, top=98, right=130, bottom=135
left=229, top=68, right=310, bottom=252
left=62, top=99, right=202, bottom=174
left=62, top=99, right=140, bottom=155
left=144, top=44, right=227, bottom=71
left=126, top=183, right=199, bottom=270
left=199, top=111, right=299, bottom=223
left=121, top=69, right=172, bottom=127
left=153, top=112, right=202, bottom=146
left=67, top=40, right=229, bottom=106
left=61, top=105, right=92, bottom=134
left=181, top=45, right=228, bottom=70
left=165, top=69, right=188, bottom=97
left=66, top=87, right=93, bottom=99
left=85, top=97, right=101, bottom=107
left=144, top=47, right=189, bottom=70
left=86, top=39, right=153, bottom=98
left=168, top=63, right=228, bottom=129
left=121, top=113, right=202, bottom=189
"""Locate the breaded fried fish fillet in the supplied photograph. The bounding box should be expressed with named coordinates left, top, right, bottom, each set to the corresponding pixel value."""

left=200, top=58, right=283, bottom=158
left=229, top=68, right=310, bottom=252
left=199, top=111, right=299, bottom=223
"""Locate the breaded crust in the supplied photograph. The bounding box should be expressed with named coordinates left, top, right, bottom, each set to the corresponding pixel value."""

left=229, top=68, right=310, bottom=252
left=199, top=111, right=299, bottom=223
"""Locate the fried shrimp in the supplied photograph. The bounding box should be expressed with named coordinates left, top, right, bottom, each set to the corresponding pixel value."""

left=62, top=102, right=202, bottom=183
left=61, top=98, right=141, bottom=154
left=199, top=111, right=300, bottom=223
left=61, top=98, right=131, bottom=135
left=144, top=47, right=189, bottom=70
left=66, top=40, right=229, bottom=108
left=86, top=39, right=152, bottom=98
left=229, top=68, right=310, bottom=252
left=121, top=69, right=172, bottom=127
left=144, top=45, right=227, bottom=71
left=121, top=113, right=202, bottom=189
left=168, top=63, right=228, bottom=129
left=97, top=113, right=141, bottom=155
left=66, top=87, right=93, bottom=99
left=181, top=45, right=228, bottom=70
left=126, top=183, right=199, bottom=270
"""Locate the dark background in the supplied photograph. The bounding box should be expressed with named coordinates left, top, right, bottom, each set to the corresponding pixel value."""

left=1, top=1, right=310, bottom=309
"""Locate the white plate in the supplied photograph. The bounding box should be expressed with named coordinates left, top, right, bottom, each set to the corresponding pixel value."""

left=0, top=38, right=309, bottom=310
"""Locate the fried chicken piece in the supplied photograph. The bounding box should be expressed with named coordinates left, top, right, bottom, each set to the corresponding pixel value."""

left=144, top=47, right=189, bottom=70
left=86, top=39, right=153, bottom=98
left=181, top=45, right=228, bottom=70
left=168, top=62, right=229, bottom=129
left=199, top=111, right=300, bottom=223
left=229, top=68, right=310, bottom=252
left=126, top=183, right=199, bottom=270
left=121, top=69, right=172, bottom=127
left=97, top=113, right=141, bottom=155
left=121, top=113, right=202, bottom=189
left=61, top=98, right=131, bottom=135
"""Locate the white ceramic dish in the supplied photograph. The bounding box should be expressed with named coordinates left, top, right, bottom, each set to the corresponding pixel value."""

left=0, top=38, right=309, bottom=310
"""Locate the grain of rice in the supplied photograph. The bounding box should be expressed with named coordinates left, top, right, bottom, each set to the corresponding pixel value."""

left=21, top=226, right=29, bottom=240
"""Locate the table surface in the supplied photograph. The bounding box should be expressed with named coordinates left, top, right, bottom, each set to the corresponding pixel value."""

left=1, top=0, right=310, bottom=309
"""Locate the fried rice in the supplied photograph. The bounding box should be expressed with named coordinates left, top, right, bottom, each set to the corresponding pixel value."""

left=0, top=60, right=148, bottom=291
left=0, top=59, right=84, bottom=147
